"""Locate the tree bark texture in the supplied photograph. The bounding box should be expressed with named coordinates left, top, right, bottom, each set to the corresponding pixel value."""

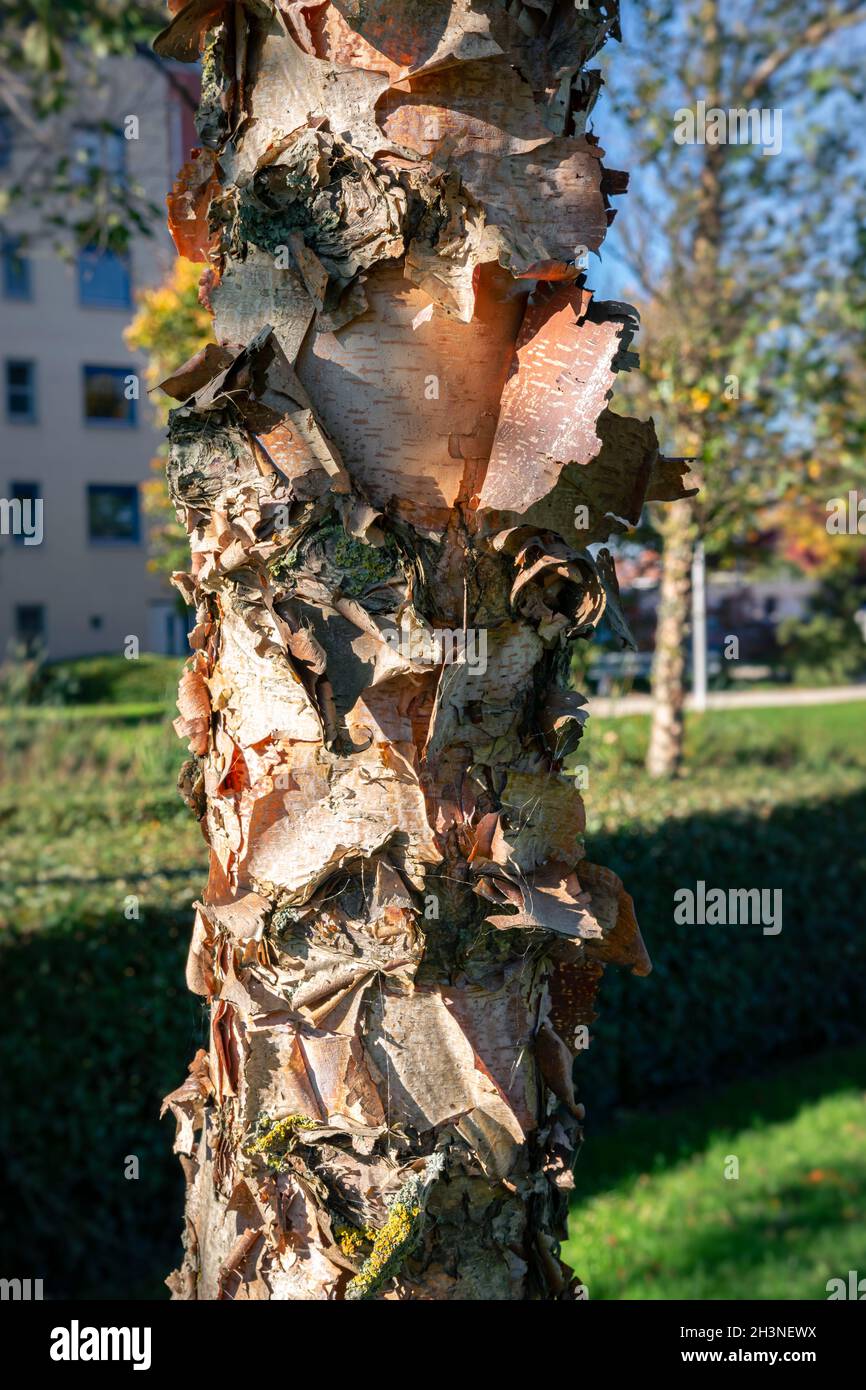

left=646, top=498, right=697, bottom=779
left=156, top=0, right=693, bottom=1301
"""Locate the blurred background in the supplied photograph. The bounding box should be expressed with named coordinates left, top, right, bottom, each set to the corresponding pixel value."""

left=0, top=1, right=864, bottom=1300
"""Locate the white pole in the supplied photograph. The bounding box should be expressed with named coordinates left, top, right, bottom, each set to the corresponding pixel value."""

left=692, top=540, right=707, bottom=712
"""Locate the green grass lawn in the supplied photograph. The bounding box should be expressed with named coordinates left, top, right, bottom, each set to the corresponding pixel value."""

left=572, top=698, right=866, bottom=833
left=0, top=701, right=168, bottom=723
left=565, top=1047, right=866, bottom=1300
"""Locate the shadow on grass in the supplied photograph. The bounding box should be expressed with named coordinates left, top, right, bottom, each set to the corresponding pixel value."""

left=567, top=1043, right=866, bottom=1300
left=665, top=1167, right=865, bottom=1284
left=574, top=1045, right=866, bottom=1201
left=0, top=906, right=206, bottom=1300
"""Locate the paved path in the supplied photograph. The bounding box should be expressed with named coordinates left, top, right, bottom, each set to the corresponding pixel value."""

left=590, top=685, right=866, bottom=718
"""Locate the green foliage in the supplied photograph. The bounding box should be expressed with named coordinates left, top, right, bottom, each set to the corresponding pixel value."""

left=582, top=785, right=866, bottom=1110
left=776, top=556, right=866, bottom=685
left=0, top=645, right=77, bottom=708
left=565, top=1046, right=866, bottom=1299
left=0, top=904, right=197, bottom=1299
left=46, top=654, right=182, bottom=706
left=776, top=612, right=866, bottom=686
left=1, top=2, right=163, bottom=111
left=0, top=1, right=165, bottom=249
left=0, top=651, right=182, bottom=709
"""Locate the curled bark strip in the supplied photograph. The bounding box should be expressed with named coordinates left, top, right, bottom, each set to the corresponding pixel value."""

left=154, top=0, right=227, bottom=63
left=174, top=657, right=211, bottom=755
left=167, top=147, right=222, bottom=264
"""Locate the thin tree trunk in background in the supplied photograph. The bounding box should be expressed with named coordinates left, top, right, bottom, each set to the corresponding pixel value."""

left=646, top=498, right=696, bottom=778
left=646, top=0, right=721, bottom=777
left=155, top=0, right=692, bottom=1300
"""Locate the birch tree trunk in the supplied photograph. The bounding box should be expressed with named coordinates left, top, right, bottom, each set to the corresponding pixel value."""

left=156, top=0, right=692, bottom=1301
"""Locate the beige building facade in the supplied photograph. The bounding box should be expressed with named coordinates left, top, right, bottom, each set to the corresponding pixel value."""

left=0, top=54, right=198, bottom=661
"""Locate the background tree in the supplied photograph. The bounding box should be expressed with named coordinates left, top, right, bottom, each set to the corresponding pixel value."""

left=155, top=0, right=692, bottom=1300
left=772, top=230, right=866, bottom=683
left=0, top=0, right=177, bottom=249
left=598, top=0, right=866, bottom=776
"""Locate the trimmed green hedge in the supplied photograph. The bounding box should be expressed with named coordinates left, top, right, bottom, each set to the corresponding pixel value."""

left=0, top=907, right=201, bottom=1300
left=578, top=789, right=866, bottom=1112
left=44, top=654, right=184, bottom=706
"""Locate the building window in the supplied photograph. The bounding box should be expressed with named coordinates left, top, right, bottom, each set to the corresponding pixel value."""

left=78, top=246, right=131, bottom=308
left=8, top=481, right=41, bottom=546
left=87, top=484, right=140, bottom=544
left=5, top=360, right=36, bottom=422
left=71, top=126, right=131, bottom=307
left=83, top=365, right=137, bottom=426
left=71, top=125, right=126, bottom=186
left=15, top=604, right=45, bottom=654
left=3, top=238, right=31, bottom=300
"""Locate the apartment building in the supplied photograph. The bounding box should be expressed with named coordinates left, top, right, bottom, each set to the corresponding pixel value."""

left=0, top=53, right=198, bottom=661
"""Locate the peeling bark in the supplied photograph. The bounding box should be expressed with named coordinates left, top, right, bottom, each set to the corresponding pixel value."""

left=158, top=0, right=691, bottom=1301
